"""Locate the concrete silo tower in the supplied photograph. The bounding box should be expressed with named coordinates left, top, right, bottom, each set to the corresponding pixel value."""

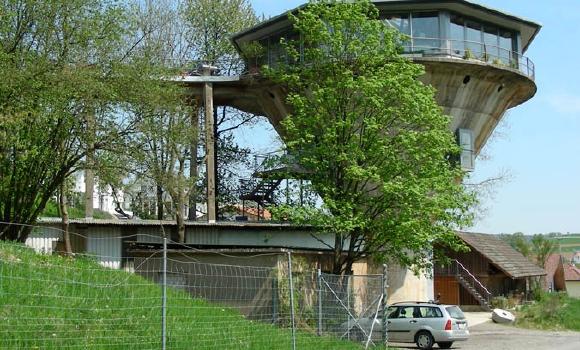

left=182, top=0, right=540, bottom=222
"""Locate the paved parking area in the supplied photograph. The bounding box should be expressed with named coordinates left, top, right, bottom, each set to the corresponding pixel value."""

left=455, top=321, right=580, bottom=350
left=389, top=313, right=580, bottom=350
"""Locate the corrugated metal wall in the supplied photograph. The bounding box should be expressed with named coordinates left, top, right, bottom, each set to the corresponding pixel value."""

left=186, top=228, right=219, bottom=245
left=25, top=227, right=63, bottom=254
left=86, top=227, right=122, bottom=269
left=136, top=226, right=164, bottom=244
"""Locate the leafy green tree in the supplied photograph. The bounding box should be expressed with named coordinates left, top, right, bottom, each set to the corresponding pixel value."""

left=267, top=0, right=475, bottom=274
left=183, top=0, right=259, bottom=219
left=501, top=232, right=531, bottom=257
left=531, top=234, right=558, bottom=268
left=0, top=0, right=175, bottom=242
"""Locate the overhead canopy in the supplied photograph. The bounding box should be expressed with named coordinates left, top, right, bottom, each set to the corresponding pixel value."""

left=457, top=232, right=546, bottom=279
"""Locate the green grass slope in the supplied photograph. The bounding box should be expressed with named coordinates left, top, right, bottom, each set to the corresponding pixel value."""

left=0, top=242, right=365, bottom=350
left=516, top=293, right=580, bottom=331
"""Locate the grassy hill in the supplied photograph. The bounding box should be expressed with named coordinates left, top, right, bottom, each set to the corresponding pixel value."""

left=0, top=241, right=365, bottom=350
left=547, top=234, right=580, bottom=254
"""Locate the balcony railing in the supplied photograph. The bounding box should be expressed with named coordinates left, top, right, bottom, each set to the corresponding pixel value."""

left=252, top=36, right=535, bottom=80
left=398, top=37, right=535, bottom=79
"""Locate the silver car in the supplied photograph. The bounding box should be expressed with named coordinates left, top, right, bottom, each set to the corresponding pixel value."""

left=341, top=302, right=469, bottom=349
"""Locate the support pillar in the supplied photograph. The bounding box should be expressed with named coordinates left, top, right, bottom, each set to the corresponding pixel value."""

left=201, top=65, right=218, bottom=223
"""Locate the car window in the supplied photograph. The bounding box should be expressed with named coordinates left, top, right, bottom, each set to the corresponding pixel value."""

left=387, top=306, right=399, bottom=319
left=398, top=306, right=418, bottom=318
left=446, top=306, right=466, bottom=320
left=419, top=306, right=443, bottom=318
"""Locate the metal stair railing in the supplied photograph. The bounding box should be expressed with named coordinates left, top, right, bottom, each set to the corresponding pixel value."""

left=454, top=260, right=492, bottom=308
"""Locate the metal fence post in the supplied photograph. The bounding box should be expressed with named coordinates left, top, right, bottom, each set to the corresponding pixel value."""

left=382, top=264, right=388, bottom=349
left=162, top=236, right=167, bottom=350
left=287, top=252, right=296, bottom=350
left=272, top=277, right=279, bottom=324
left=347, top=275, right=351, bottom=340
left=317, top=268, right=322, bottom=336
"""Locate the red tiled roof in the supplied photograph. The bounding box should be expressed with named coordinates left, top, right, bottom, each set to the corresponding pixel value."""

left=564, top=264, right=580, bottom=281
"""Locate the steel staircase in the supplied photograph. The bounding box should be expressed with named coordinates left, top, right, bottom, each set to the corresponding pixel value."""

left=454, top=260, right=492, bottom=311
left=239, top=178, right=282, bottom=206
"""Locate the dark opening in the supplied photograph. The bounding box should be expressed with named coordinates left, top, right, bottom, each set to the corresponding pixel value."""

left=463, top=75, right=471, bottom=84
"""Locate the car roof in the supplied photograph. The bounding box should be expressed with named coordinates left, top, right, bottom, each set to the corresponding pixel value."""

left=390, top=301, right=460, bottom=307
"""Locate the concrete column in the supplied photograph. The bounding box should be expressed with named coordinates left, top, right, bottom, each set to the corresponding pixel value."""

left=201, top=65, right=218, bottom=223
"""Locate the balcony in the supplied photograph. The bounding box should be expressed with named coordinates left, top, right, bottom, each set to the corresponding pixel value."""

left=398, top=37, right=535, bottom=80
left=249, top=36, right=535, bottom=80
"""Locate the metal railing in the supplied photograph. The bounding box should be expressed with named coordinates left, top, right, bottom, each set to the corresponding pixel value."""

left=434, top=259, right=492, bottom=304
left=253, top=36, right=535, bottom=80
left=454, top=260, right=492, bottom=303
left=398, top=37, right=535, bottom=79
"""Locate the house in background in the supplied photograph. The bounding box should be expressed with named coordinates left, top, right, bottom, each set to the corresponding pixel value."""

left=435, top=232, right=546, bottom=310
left=544, top=254, right=566, bottom=292
left=572, top=251, right=580, bottom=265
left=564, top=263, right=580, bottom=298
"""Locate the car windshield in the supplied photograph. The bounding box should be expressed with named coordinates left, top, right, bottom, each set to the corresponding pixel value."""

left=445, top=306, right=465, bottom=320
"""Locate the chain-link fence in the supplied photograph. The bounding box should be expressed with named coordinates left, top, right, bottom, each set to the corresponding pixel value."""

left=0, top=223, right=387, bottom=349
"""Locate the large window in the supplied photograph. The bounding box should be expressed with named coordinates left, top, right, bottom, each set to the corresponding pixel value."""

left=385, top=14, right=411, bottom=35
left=466, top=20, right=483, bottom=56
left=484, top=25, right=499, bottom=60
left=499, top=30, right=514, bottom=64
left=447, top=13, right=517, bottom=63
left=385, top=12, right=440, bottom=51
left=450, top=15, right=466, bottom=54
left=383, top=11, right=518, bottom=62
left=411, top=12, right=440, bottom=50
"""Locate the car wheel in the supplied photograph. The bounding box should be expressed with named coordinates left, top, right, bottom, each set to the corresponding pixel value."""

left=415, top=331, right=434, bottom=350
left=437, top=342, right=453, bottom=349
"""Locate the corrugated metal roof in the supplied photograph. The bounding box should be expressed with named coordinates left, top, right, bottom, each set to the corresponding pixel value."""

left=37, top=217, right=301, bottom=229
left=458, top=232, right=546, bottom=278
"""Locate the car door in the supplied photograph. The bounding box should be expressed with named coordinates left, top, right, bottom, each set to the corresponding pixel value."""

left=387, top=306, right=417, bottom=343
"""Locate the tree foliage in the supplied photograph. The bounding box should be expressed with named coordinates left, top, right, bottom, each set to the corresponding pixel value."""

left=501, top=232, right=559, bottom=268
left=501, top=232, right=531, bottom=257
left=0, top=0, right=177, bottom=241
left=531, top=234, right=558, bottom=268
left=267, top=0, right=475, bottom=274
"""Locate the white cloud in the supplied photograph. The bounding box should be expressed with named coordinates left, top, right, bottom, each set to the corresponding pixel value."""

left=546, top=93, right=580, bottom=115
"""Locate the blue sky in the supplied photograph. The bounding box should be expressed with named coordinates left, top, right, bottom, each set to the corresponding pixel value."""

left=248, top=0, right=580, bottom=235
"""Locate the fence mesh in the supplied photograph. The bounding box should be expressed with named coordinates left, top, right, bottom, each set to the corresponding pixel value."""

left=0, top=224, right=386, bottom=349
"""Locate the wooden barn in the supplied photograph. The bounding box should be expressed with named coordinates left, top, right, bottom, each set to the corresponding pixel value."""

left=435, top=232, right=546, bottom=310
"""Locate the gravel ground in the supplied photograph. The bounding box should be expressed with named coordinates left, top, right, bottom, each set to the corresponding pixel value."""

left=388, top=313, right=580, bottom=350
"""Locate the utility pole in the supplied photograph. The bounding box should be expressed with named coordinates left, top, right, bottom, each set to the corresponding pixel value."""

left=201, top=64, right=218, bottom=223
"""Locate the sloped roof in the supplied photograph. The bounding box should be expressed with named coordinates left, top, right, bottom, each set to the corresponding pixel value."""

left=457, top=232, right=546, bottom=279
left=564, top=264, right=580, bottom=282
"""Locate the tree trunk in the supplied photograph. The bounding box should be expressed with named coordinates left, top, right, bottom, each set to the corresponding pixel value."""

left=156, top=185, right=164, bottom=220
left=59, top=183, right=72, bottom=255
left=84, top=166, right=94, bottom=218
left=176, top=203, right=185, bottom=243
left=85, top=112, right=95, bottom=218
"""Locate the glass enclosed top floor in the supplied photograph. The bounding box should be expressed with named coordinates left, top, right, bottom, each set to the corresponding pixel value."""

left=251, top=9, right=535, bottom=79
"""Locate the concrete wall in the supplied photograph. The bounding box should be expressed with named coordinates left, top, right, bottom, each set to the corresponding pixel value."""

left=566, top=281, right=580, bottom=298
left=366, top=260, right=434, bottom=304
